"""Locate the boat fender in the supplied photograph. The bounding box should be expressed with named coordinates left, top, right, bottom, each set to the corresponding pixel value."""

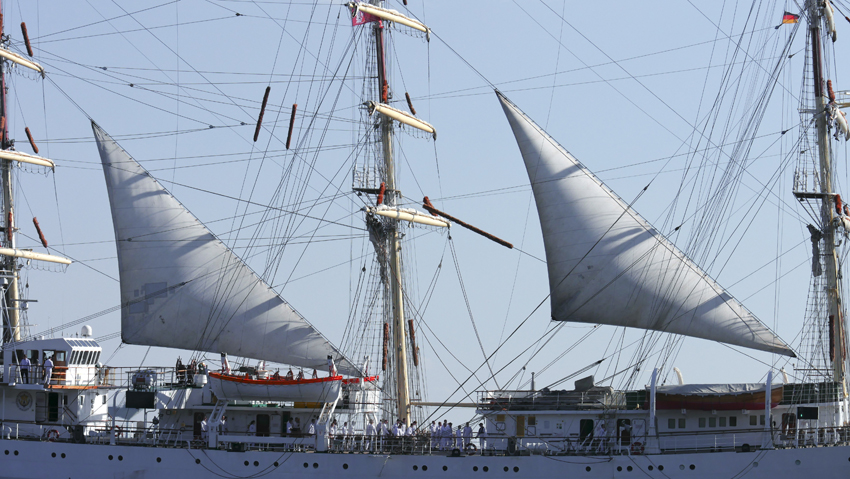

left=46, top=429, right=59, bottom=442
left=630, top=441, right=644, bottom=455
left=253, top=86, right=271, bottom=142
left=25, top=127, right=38, bottom=154
left=33, top=217, right=48, bottom=248
left=20, top=22, right=34, bottom=57
left=377, top=182, right=386, bottom=205
left=286, top=103, right=298, bottom=150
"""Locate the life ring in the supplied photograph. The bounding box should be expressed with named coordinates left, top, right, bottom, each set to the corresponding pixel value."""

left=112, top=425, right=123, bottom=438
left=464, top=443, right=478, bottom=451
left=46, top=429, right=60, bottom=442
left=630, top=441, right=644, bottom=455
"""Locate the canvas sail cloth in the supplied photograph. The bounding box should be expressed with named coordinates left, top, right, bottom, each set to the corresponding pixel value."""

left=497, top=92, right=794, bottom=357
left=93, top=122, right=360, bottom=376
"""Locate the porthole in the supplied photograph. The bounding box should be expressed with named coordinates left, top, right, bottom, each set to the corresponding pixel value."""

left=423, top=465, right=428, bottom=471
left=445, top=466, right=449, bottom=471
left=473, top=466, right=479, bottom=471
left=313, top=463, right=319, bottom=469
left=658, top=465, right=664, bottom=471
left=648, top=465, right=654, bottom=471
left=513, top=467, right=519, bottom=473
left=61, top=453, right=66, bottom=459
left=13, top=451, right=18, bottom=456
left=118, top=456, right=123, bottom=461
left=52, top=453, right=56, bottom=458
left=795, top=460, right=801, bottom=465
left=157, top=457, right=162, bottom=463
left=753, top=462, right=759, bottom=468
left=585, top=466, right=591, bottom=472
left=303, top=463, right=309, bottom=468
left=108, top=455, right=113, bottom=461
left=679, top=465, right=684, bottom=470
left=244, top=461, right=250, bottom=466
left=195, top=459, right=201, bottom=465
left=274, top=462, right=279, bottom=467
left=627, top=466, right=633, bottom=471
left=254, top=461, right=259, bottom=467
left=617, top=466, right=622, bottom=472
left=413, top=465, right=419, bottom=471
left=343, top=464, right=349, bottom=470
left=482, top=466, right=488, bottom=472
left=503, top=466, right=508, bottom=472
left=689, top=465, right=695, bottom=470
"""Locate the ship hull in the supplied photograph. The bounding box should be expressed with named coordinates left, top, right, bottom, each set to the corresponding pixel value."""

left=2, top=439, right=849, bottom=478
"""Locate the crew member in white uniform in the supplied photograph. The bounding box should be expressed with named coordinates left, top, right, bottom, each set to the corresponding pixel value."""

left=43, top=356, right=54, bottom=386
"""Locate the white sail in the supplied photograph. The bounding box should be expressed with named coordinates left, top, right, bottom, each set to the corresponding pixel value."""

left=93, top=122, right=360, bottom=376
left=497, top=92, right=794, bottom=357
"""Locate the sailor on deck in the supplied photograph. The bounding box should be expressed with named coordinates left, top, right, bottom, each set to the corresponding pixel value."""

left=462, top=423, right=472, bottom=448
left=20, top=356, right=30, bottom=384
left=200, top=415, right=209, bottom=441
left=365, top=419, right=377, bottom=452
left=429, top=421, right=438, bottom=449
left=476, top=423, right=486, bottom=450
left=43, top=356, right=54, bottom=387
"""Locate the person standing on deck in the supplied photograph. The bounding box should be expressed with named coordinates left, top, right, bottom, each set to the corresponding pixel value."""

left=365, top=419, right=376, bottom=452
left=43, top=356, right=54, bottom=387
left=463, top=423, right=472, bottom=448
left=476, top=423, right=486, bottom=451
left=200, top=415, right=209, bottom=441
left=20, top=356, right=30, bottom=384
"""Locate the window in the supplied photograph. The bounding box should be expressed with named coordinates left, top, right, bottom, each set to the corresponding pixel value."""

left=528, top=416, right=536, bottom=426
left=749, top=415, right=758, bottom=426
left=708, top=417, right=716, bottom=427
left=729, top=416, right=737, bottom=427
left=698, top=418, right=706, bottom=428
left=668, top=419, right=676, bottom=430
left=94, top=352, right=101, bottom=364
left=678, top=418, right=686, bottom=429
left=719, top=417, right=726, bottom=427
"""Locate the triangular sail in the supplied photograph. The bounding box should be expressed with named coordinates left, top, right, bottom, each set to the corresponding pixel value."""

left=497, top=92, right=794, bottom=357
left=93, top=122, right=360, bottom=376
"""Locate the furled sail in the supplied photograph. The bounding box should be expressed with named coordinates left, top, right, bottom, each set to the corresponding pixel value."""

left=93, top=122, right=360, bottom=376
left=497, top=92, right=794, bottom=357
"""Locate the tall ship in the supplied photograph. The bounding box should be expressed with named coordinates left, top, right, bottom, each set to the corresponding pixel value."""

left=0, top=0, right=849, bottom=477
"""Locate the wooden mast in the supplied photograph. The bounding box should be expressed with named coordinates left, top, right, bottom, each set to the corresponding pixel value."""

left=0, top=1, right=21, bottom=343
left=374, top=1, right=410, bottom=423
left=809, top=1, right=846, bottom=385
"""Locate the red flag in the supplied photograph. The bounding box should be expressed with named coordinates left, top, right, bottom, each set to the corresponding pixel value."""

left=351, top=8, right=379, bottom=26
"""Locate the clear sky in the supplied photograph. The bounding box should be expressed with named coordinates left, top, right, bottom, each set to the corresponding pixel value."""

left=4, top=1, right=843, bottom=424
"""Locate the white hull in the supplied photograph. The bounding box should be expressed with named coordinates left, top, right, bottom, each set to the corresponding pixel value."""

left=1, top=439, right=849, bottom=478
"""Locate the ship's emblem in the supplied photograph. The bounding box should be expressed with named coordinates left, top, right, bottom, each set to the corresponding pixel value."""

left=16, top=392, right=32, bottom=411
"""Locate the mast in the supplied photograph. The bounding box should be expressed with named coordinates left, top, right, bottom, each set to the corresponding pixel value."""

left=0, top=1, right=21, bottom=343
left=809, top=1, right=846, bottom=383
left=373, top=3, right=411, bottom=423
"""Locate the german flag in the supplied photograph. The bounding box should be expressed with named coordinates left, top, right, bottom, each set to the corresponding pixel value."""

left=782, top=12, right=800, bottom=24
